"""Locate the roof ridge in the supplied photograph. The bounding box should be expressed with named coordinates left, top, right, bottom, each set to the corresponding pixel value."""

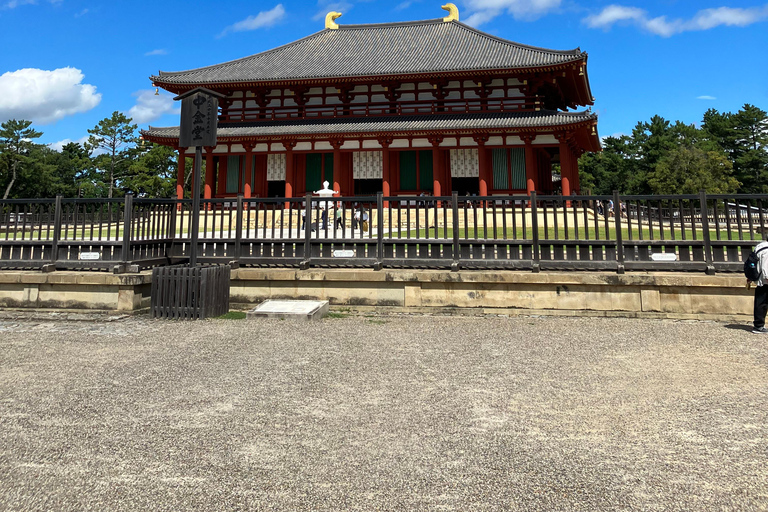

left=335, top=18, right=445, bottom=30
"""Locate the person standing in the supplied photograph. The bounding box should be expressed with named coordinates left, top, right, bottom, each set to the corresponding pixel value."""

left=334, top=201, right=345, bottom=229
left=751, top=235, right=768, bottom=333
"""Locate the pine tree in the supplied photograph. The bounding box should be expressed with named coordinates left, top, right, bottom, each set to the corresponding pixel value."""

left=86, top=112, right=138, bottom=198
left=0, top=119, right=43, bottom=199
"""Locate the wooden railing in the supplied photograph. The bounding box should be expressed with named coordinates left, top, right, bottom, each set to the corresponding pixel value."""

left=219, top=98, right=536, bottom=123
left=1, top=192, right=765, bottom=274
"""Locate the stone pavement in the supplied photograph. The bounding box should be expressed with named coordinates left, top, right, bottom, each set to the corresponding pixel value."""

left=0, top=314, right=766, bottom=511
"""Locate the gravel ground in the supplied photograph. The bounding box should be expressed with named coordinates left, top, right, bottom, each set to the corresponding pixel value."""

left=0, top=314, right=766, bottom=511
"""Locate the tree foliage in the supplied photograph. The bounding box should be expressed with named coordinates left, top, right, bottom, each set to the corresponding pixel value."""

left=86, top=112, right=138, bottom=198
left=0, top=119, right=43, bottom=199
left=580, top=104, right=767, bottom=195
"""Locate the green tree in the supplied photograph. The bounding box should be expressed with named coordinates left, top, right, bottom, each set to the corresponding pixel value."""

left=628, top=115, right=678, bottom=194
left=0, top=119, right=43, bottom=199
left=123, top=142, right=178, bottom=198
left=62, top=142, right=95, bottom=197
left=10, top=145, right=65, bottom=198
left=87, top=112, right=138, bottom=198
left=701, top=108, right=736, bottom=154
left=731, top=104, right=768, bottom=193
left=578, top=135, right=637, bottom=194
left=648, top=145, right=738, bottom=194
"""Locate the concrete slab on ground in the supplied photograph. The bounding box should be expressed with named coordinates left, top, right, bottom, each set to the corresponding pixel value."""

left=246, top=299, right=329, bottom=321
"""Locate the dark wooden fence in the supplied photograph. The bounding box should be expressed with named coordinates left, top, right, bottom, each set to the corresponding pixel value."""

left=150, top=265, right=230, bottom=319
left=1, top=191, right=766, bottom=274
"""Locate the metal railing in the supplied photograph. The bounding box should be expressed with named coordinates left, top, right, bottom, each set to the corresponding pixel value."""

left=1, top=191, right=765, bottom=274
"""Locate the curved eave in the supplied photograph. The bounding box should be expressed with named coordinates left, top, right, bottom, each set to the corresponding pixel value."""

left=142, top=113, right=599, bottom=151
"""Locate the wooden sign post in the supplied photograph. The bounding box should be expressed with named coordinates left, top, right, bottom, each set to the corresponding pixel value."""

left=174, top=87, right=225, bottom=267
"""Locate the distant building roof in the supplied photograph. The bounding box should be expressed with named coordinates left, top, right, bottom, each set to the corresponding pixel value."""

left=152, top=18, right=586, bottom=86
left=143, top=110, right=597, bottom=142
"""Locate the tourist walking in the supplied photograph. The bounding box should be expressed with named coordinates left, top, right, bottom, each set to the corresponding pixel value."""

left=334, top=201, right=345, bottom=229
left=750, top=234, right=768, bottom=333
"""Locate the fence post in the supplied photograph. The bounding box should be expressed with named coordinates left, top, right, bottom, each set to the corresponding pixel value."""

left=375, top=192, right=384, bottom=270
left=699, top=189, right=715, bottom=275
left=42, top=195, right=63, bottom=272
left=166, top=196, right=178, bottom=265
left=613, top=190, right=625, bottom=274
left=530, top=191, right=540, bottom=273
left=301, top=193, right=312, bottom=270
left=232, top=194, right=243, bottom=268
left=451, top=192, right=460, bottom=271
left=116, top=193, right=134, bottom=273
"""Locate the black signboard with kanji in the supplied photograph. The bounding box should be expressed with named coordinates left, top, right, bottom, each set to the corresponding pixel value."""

left=175, top=87, right=225, bottom=148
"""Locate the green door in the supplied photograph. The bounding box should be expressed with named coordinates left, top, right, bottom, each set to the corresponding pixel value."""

left=324, top=153, right=334, bottom=186
left=418, top=150, right=433, bottom=190
left=399, top=151, right=417, bottom=191
left=226, top=156, right=240, bottom=193
left=306, top=153, right=322, bottom=192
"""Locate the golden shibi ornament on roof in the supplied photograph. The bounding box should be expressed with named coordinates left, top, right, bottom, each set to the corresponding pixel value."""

left=325, top=3, right=458, bottom=29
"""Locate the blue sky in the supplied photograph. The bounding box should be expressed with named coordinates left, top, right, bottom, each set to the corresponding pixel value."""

left=0, top=0, right=766, bottom=149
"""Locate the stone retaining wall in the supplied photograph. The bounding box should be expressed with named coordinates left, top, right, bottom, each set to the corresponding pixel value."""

left=0, top=269, right=751, bottom=321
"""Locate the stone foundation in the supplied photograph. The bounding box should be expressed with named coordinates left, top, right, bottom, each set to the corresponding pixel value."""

left=0, top=268, right=753, bottom=321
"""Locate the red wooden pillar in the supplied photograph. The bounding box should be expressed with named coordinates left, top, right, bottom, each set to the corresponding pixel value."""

left=429, top=136, right=445, bottom=204
left=253, top=155, right=267, bottom=198
left=243, top=143, right=254, bottom=199
left=283, top=140, right=296, bottom=208
left=176, top=147, right=185, bottom=201
left=572, top=147, right=581, bottom=194
left=380, top=138, right=392, bottom=207
left=331, top=140, right=343, bottom=195
left=522, top=135, right=539, bottom=196
left=538, top=151, right=553, bottom=194
left=443, top=148, right=451, bottom=196
left=204, top=148, right=215, bottom=199
left=474, top=135, right=490, bottom=204
left=217, top=151, right=228, bottom=198
left=557, top=133, right=573, bottom=206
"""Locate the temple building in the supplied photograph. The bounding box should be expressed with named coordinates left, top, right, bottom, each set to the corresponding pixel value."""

left=142, top=4, right=600, bottom=201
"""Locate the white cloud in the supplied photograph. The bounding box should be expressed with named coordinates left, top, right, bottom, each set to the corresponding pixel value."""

left=3, top=0, right=60, bottom=8
left=463, top=0, right=561, bottom=26
left=697, top=95, right=717, bottom=100
left=48, top=135, right=89, bottom=152
left=126, top=89, right=179, bottom=125
left=74, top=8, right=88, bottom=17
left=219, top=4, right=285, bottom=37
left=145, top=49, right=168, bottom=56
left=0, top=67, right=101, bottom=125
left=583, top=4, right=768, bottom=37
left=3, top=0, right=34, bottom=8
left=583, top=5, right=645, bottom=28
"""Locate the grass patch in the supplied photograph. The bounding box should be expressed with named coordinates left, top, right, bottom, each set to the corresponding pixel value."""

left=389, top=226, right=758, bottom=242
left=216, top=311, right=246, bottom=320
left=327, top=312, right=349, bottom=319
left=367, top=319, right=386, bottom=325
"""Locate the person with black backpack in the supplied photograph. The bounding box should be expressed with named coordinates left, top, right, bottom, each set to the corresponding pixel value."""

left=747, top=234, right=768, bottom=333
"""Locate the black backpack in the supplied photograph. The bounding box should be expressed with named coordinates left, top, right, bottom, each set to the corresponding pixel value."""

left=744, top=246, right=768, bottom=282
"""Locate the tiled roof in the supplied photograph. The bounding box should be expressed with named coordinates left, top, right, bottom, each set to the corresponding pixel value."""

left=152, top=19, right=586, bottom=85
left=143, top=111, right=597, bottom=139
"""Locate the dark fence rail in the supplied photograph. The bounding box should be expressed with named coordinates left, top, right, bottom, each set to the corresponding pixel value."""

left=1, top=191, right=766, bottom=274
